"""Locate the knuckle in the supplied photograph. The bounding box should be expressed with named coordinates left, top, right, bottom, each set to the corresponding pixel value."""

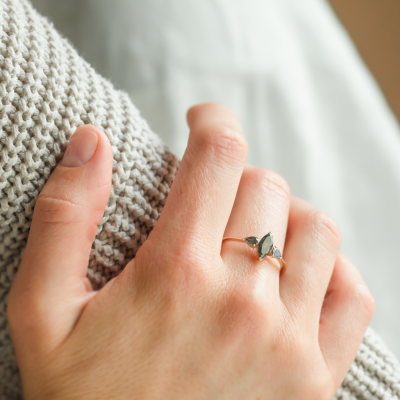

left=335, top=252, right=349, bottom=267
left=197, top=125, right=248, bottom=163
left=251, top=168, right=290, bottom=202
left=351, top=284, right=375, bottom=321
left=309, top=210, right=341, bottom=249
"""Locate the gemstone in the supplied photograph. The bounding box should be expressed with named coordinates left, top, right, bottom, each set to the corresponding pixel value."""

left=258, top=232, right=273, bottom=260
left=272, top=247, right=281, bottom=258
left=244, top=236, right=259, bottom=247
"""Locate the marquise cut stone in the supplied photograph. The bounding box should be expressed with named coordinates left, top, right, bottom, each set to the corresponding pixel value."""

left=272, top=247, right=282, bottom=258
left=258, top=233, right=273, bottom=260
left=244, top=236, right=259, bottom=247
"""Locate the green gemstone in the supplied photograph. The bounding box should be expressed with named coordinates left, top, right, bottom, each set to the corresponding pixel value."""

left=258, top=233, right=273, bottom=260
left=244, top=236, right=259, bottom=247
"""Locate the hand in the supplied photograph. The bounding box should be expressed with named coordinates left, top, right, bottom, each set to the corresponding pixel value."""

left=8, top=103, right=374, bottom=400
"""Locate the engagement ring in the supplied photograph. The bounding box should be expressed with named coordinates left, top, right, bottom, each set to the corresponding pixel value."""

left=222, top=232, right=287, bottom=274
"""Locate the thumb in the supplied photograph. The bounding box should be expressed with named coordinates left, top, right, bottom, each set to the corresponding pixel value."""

left=8, top=125, right=113, bottom=353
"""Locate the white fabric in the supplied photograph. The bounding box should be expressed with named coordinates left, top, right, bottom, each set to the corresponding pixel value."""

left=32, top=0, right=400, bottom=359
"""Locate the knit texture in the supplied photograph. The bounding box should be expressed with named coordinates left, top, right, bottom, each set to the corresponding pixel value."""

left=0, top=0, right=399, bottom=399
left=0, top=0, right=179, bottom=397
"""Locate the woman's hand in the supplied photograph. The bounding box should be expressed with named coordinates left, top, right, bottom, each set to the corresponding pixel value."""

left=7, top=103, right=374, bottom=400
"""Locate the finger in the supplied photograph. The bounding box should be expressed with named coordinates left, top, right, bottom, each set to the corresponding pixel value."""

left=280, top=197, right=341, bottom=325
left=222, top=166, right=290, bottom=285
left=8, top=125, right=113, bottom=351
left=319, top=253, right=375, bottom=387
left=150, top=103, right=248, bottom=257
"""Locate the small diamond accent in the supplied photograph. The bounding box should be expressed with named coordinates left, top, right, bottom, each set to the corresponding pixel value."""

left=244, top=236, right=259, bottom=247
left=272, top=247, right=282, bottom=258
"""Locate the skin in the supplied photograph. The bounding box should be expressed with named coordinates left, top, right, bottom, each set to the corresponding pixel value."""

left=7, top=103, right=374, bottom=400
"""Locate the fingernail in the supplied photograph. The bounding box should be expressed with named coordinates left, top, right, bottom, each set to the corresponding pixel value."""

left=61, top=128, right=98, bottom=167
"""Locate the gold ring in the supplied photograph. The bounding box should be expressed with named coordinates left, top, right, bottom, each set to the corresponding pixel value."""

left=222, top=232, right=287, bottom=274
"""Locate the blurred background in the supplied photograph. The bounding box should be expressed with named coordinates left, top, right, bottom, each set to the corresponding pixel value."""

left=30, top=0, right=400, bottom=358
left=328, top=0, right=400, bottom=124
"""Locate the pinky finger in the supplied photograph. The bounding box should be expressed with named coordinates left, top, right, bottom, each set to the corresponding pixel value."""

left=319, top=253, right=375, bottom=388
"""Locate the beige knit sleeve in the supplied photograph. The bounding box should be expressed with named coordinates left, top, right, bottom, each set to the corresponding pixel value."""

left=0, top=0, right=179, bottom=396
left=0, top=0, right=399, bottom=399
left=335, top=328, right=400, bottom=399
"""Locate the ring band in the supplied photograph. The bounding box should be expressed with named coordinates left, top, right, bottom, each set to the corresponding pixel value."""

left=222, top=232, right=287, bottom=274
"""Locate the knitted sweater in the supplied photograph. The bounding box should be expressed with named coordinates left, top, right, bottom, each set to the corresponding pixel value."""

left=0, top=0, right=399, bottom=399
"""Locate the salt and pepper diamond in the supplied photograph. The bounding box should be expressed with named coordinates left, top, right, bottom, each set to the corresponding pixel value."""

left=241, top=233, right=282, bottom=261
left=223, top=233, right=285, bottom=272
left=244, top=236, right=259, bottom=247
left=258, top=232, right=274, bottom=260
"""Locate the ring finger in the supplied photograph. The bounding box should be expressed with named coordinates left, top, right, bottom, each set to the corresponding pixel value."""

left=222, top=166, right=291, bottom=294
